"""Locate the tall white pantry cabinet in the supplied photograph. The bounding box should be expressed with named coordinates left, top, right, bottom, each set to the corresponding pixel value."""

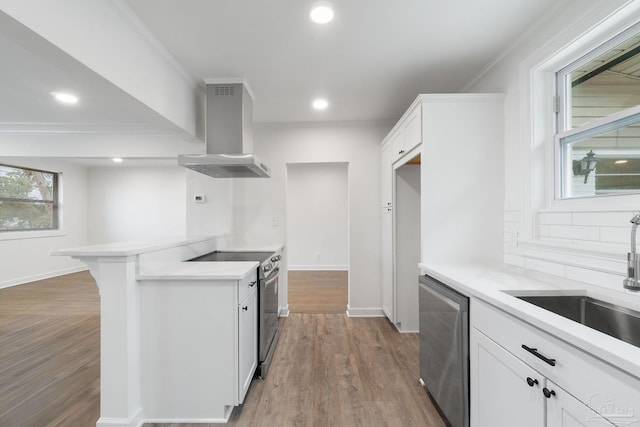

left=380, top=94, right=505, bottom=332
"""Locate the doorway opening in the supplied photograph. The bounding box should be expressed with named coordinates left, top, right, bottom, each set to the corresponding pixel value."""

left=285, top=162, right=349, bottom=313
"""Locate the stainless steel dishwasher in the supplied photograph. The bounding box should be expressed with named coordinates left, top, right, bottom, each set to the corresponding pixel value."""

left=419, top=274, right=469, bottom=427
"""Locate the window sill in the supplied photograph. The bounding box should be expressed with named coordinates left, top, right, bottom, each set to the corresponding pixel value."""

left=0, top=230, right=66, bottom=241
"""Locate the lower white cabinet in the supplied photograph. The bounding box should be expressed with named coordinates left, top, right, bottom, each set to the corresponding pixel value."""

left=471, top=299, right=637, bottom=427
left=472, top=328, right=544, bottom=427
left=471, top=328, right=614, bottom=427
left=139, top=271, right=259, bottom=422
left=238, top=285, right=258, bottom=403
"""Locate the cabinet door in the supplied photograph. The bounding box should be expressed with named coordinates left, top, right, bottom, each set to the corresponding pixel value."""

left=381, top=141, right=393, bottom=207
left=390, top=129, right=405, bottom=161
left=403, top=105, right=422, bottom=152
left=238, top=288, right=257, bottom=404
left=381, top=207, right=393, bottom=322
left=546, top=380, right=616, bottom=427
left=471, top=328, right=545, bottom=427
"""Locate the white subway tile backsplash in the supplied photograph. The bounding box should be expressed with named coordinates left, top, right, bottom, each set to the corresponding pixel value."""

left=504, top=221, right=520, bottom=233
left=504, top=211, right=520, bottom=222
left=572, top=211, right=635, bottom=227
left=548, top=225, right=599, bottom=241
left=524, top=258, right=566, bottom=277
left=539, top=212, right=572, bottom=225
left=538, top=225, right=550, bottom=237
left=565, top=266, right=624, bottom=292
left=504, top=253, right=525, bottom=267
left=600, top=227, right=631, bottom=245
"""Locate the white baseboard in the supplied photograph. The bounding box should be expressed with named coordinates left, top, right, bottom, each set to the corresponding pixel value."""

left=346, top=305, right=385, bottom=317
left=0, top=265, right=89, bottom=290
left=279, top=305, right=290, bottom=317
left=96, top=407, right=143, bottom=427
left=288, top=265, right=348, bottom=271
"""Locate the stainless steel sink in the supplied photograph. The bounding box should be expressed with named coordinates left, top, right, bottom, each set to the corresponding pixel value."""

left=515, top=295, right=640, bottom=347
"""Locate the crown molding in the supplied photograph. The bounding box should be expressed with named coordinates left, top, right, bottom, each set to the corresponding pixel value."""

left=105, top=0, right=202, bottom=92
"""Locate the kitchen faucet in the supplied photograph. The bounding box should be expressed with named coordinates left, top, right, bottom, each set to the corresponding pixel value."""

left=623, top=213, right=640, bottom=290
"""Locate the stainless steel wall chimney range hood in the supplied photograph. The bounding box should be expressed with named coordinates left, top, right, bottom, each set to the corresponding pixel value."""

left=178, top=81, right=271, bottom=178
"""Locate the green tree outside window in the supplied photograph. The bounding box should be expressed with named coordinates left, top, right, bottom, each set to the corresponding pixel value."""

left=0, top=165, right=59, bottom=232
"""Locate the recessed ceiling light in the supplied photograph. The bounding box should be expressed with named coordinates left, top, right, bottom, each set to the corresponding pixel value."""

left=112, top=158, right=123, bottom=163
left=615, top=159, right=629, bottom=164
left=310, top=2, right=334, bottom=24
left=312, top=98, right=329, bottom=110
left=51, top=91, right=79, bottom=105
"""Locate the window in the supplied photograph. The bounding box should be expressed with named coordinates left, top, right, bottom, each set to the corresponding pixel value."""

left=556, top=25, right=640, bottom=198
left=0, top=164, right=59, bottom=232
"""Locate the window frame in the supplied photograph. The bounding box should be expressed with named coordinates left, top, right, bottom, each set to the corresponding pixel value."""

left=555, top=22, right=640, bottom=199
left=0, top=163, right=60, bottom=233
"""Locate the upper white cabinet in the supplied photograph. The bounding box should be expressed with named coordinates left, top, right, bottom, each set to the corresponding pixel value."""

left=381, top=140, right=393, bottom=208
left=420, top=94, right=504, bottom=265
left=380, top=94, right=504, bottom=329
left=388, top=103, right=423, bottom=162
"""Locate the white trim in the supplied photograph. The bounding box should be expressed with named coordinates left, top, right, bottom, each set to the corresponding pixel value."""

left=0, top=229, right=65, bottom=241
left=0, top=265, right=88, bottom=290
left=346, top=305, right=385, bottom=317
left=0, top=122, right=187, bottom=135
left=288, top=265, right=348, bottom=271
left=105, top=0, right=201, bottom=93
left=279, top=305, right=290, bottom=317
left=96, top=407, right=143, bottom=427
left=459, top=0, right=582, bottom=92
left=253, top=119, right=396, bottom=129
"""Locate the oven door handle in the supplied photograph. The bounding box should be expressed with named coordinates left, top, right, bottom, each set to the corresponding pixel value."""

left=264, top=267, right=280, bottom=285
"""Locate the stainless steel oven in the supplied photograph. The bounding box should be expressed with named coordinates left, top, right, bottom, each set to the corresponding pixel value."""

left=258, top=252, right=281, bottom=378
left=188, top=248, right=283, bottom=379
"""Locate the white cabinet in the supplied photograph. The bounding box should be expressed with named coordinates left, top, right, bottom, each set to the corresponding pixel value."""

left=390, top=104, right=422, bottom=162
left=381, top=140, right=393, bottom=208
left=381, top=206, right=393, bottom=321
left=238, top=285, right=258, bottom=403
left=546, top=380, right=615, bottom=427
left=139, top=271, right=259, bottom=421
left=471, top=328, right=544, bottom=427
left=472, top=328, right=615, bottom=427
left=471, top=298, right=638, bottom=427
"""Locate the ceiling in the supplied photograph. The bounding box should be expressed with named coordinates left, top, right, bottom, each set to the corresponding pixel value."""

left=0, top=0, right=569, bottom=164
left=122, top=0, right=565, bottom=123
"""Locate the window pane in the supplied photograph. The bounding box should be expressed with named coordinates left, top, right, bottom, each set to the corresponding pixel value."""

left=568, top=33, right=640, bottom=129
left=0, top=165, right=58, bottom=232
left=560, top=113, right=640, bottom=198
left=0, top=200, right=54, bottom=231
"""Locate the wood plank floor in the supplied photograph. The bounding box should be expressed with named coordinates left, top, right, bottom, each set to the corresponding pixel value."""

left=288, top=271, right=348, bottom=314
left=2, top=271, right=446, bottom=427
left=148, top=314, right=446, bottom=427
left=0, top=270, right=100, bottom=427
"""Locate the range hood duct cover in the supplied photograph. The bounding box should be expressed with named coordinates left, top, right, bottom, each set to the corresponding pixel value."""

left=178, top=82, right=271, bottom=178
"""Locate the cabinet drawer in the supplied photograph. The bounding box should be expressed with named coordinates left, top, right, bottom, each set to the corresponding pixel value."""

left=238, top=270, right=258, bottom=303
left=472, top=299, right=640, bottom=419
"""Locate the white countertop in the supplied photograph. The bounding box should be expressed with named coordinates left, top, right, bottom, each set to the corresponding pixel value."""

left=420, top=262, right=640, bottom=380
left=50, top=235, right=216, bottom=257
left=137, top=261, right=259, bottom=281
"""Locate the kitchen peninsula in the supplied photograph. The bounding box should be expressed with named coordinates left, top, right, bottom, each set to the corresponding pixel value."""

left=52, top=236, right=269, bottom=427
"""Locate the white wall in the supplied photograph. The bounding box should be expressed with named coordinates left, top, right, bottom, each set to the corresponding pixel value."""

left=88, top=165, right=186, bottom=244
left=0, top=157, right=89, bottom=288
left=286, top=162, right=348, bottom=270
left=233, top=123, right=390, bottom=316
left=464, top=0, right=640, bottom=294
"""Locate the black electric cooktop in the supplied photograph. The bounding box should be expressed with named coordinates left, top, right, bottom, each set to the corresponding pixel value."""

left=188, top=251, right=273, bottom=263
